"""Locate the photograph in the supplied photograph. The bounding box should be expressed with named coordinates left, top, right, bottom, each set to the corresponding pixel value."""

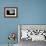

left=4, top=7, right=18, bottom=18
left=18, top=25, right=46, bottom=41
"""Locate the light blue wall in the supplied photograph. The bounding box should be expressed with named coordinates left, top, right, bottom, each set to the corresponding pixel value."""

left=0, top=0, right=46, bottom=44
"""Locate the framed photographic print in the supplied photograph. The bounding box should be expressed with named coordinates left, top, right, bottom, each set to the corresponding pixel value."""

left=18, top=24, right=46, bottom=41
left=4, top=7, right=18, bottom=18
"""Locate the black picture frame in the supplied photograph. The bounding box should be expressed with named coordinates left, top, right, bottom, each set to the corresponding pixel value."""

left=4, top=7, right=18, bottom=18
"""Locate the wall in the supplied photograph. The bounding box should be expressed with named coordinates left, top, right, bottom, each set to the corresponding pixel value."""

left=0, top=0, right=46, bottom=46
